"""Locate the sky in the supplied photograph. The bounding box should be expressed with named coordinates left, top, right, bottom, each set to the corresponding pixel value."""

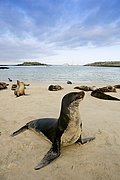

left=0, top=0, right=120, bottom=65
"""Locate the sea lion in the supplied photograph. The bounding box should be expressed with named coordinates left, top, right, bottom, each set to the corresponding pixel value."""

left=14, top=80, right=25, bottom=97
left=114, top=85, right=120, bottom=89
left=96, top=85, right=116, bottom=93
left=0, top=82, right=9, bottom=90
left=74, top=85, right=96, bottom=91
left=67, top=81, right=72, bottom=84
left=91, top=90, right=120, bottom=101
left=48, top=85, right=63, bottom=91
left=11, top=91, right=95, bottom=170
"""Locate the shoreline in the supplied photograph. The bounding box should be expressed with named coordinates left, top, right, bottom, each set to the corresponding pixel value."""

left=1, top=65, right=120, bottom=84
left=0, top=82, right=120, bottom=180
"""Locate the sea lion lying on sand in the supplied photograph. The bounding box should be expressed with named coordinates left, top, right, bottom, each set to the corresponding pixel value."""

left=114, top=85, right=120, bottom=89
left=48, top=85, right=63, bottom=91
left=74, top=85, right=116, bottom=92
left=91, top=90, right=120, bottom=101
left=0, top=82, right=9, bottom=90
left=74, top=85, right=96, bottom=91
left=67, top=81, right=72, bottom=84
left=96, top=85, right=116, bottom=93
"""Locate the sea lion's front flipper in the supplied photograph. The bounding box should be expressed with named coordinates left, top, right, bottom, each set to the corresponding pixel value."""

left=34, top=131, right=61, bottom=170
left=80, top=137, right=95, bottom=144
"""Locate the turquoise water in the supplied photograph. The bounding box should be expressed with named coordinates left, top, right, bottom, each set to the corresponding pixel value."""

left=0, top=65, right=120, bottom=83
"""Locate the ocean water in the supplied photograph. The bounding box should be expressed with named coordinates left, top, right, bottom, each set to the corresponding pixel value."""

left=0, top=65, right=120, bottom=84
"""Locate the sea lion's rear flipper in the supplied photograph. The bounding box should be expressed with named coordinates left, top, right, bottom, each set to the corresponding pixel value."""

left=34, top=138, right=61, bottom=170
left=11, top=124, right=28, bottom=137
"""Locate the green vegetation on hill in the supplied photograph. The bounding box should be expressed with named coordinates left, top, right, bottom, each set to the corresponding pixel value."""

left=84, top=61, right=120, bottom=67
left=17, top=61, right=48, bottom=66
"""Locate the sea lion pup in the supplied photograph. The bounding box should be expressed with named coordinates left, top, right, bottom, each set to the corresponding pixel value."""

left=14, top=80, right=25, bottom=97
left=11, top=91, right=95, bottom=170
left=91, top=90, right=120, bottom=101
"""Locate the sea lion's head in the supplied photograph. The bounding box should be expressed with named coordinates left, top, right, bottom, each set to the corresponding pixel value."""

left=59, top=91, right=85, bottom=131
left=60, top=91, right=85, bottom=117
left=62, top=91, right=85, bottom=107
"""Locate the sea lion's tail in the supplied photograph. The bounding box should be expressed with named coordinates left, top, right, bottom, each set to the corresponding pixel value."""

left=11, top=124, right=28, bottom=137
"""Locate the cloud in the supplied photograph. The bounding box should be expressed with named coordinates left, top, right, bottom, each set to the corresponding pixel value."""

left=0, top=0, right=120, bottom=63
left=46, top=20, right=120, bottom=49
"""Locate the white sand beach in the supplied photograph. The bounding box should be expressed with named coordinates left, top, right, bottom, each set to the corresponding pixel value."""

left=0, top=82, right=120, bottom=180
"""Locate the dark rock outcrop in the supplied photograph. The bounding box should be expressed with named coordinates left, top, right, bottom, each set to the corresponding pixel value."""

left=0, top=67, right=9, bottom=69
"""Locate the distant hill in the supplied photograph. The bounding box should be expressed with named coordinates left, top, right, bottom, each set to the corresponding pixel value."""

left=84, top=61, right=120, bottom=67
left=17, top=61, right=48, bottom=66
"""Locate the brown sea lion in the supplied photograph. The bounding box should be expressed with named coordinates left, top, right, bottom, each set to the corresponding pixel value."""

left=96, top=85, right=116, bottom=93
left=48, top=85, right=63, bottom=91
left=14, top=80, right=25, bottom=97
left=0, top=82, right=9, bottom=90
left=74, top=85, right=96, bottom=91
